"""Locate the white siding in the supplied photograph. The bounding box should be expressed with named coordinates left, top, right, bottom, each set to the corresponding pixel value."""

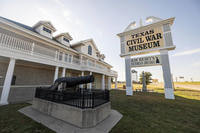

left=81, top=42, right=98, bottom=59
left=35, top=25, right=52, bottom=39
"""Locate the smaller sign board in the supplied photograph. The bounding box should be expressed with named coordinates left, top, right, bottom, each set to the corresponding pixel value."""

left=131, top=55, right=161, bottom=67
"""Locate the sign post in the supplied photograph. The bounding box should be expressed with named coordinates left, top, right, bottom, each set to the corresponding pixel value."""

left=160, top=50, right=175, bottom=99
left=125, top=56, right=133, bottom=95
left=117, top=17, right=176, bottom=99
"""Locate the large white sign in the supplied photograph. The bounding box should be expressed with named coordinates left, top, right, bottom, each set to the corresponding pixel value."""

left=118, top=17, right=176, bottom=99
left=118, top=17, right=176, bottom=57
left=131, top=55, right=162, bottom=67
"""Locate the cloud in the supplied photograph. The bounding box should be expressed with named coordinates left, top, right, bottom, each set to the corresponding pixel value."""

left=51, top=0, right=64, bottom=8
left=192, top=62, right=200, bottom=67
left=37, top=7, right=49, bottom=17
left=172, top=48, right=200, bottom=56
left=63, top=10, right=71, bottom=17
left=51, top=0, right=82, bottom=25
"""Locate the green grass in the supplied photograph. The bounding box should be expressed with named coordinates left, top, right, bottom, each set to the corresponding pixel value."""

left=0, top=89, right=200, bottom=133
left=0, top=103, right=55, bottom=133
left=110, top=90, right=200, bottom=133
left=149, top=86, right=200, bottom=101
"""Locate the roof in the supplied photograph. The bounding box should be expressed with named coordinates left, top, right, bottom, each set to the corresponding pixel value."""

left=0, top=16, right=78, bottom=53
left=0, top=16, right=113, bottom=68
left=0, top=16, right=35, bottom=32
left=71, top=39, right=99, bottom=52
left=55, top=32, right=73, bottom=40
left=32, top=21, right=56, bottom=32
left=117, top=17, right=175, bottom=37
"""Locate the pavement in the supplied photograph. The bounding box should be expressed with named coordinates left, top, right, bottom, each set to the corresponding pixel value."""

left=19, top=106, right=123, bottom=133
left=175, top=84, right=200, bottom=90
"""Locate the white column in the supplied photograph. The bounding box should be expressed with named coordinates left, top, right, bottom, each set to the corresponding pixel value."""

left=71, top=55, right=74, bottom=64
left=125, top=56, right=133, bottom=95
left=80, top=71, right=84, bottom=88
left=89, top=72, right=92, bottom=89
left=160, top=50, right=175, bottom=99
left=62, top=52, right=65, bottom=62
left=108, top=76, right=111, bottom=90
left=115, top=77, right=118, bottom=89
left=102, top=74, right=105, bottom=90
left=0, top=58, right=16, bottom=105
left=80, top=55, right=83, bottom=65
left=62, top=68, right=66, bottom=77
left=81, top=71, right=84, bottom=76
left=94, top=60, right=96, bottom=67
left=55, top=51, right=58, bottom=61
left=54, top=66, right=59, bottom=82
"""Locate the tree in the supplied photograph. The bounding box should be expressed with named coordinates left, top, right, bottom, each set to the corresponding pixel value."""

left=139, top=71, right=152, bottom=85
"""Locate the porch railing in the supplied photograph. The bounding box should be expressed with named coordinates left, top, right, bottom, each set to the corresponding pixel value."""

left=0, top=33, right=117, bottom=76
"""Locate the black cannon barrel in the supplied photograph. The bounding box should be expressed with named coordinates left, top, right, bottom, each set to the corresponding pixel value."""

left=54, top=75, right=94, bottom=87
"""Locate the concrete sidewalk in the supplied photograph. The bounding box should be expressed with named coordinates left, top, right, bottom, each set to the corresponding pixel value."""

left=19, top=106, right=122, bottom=133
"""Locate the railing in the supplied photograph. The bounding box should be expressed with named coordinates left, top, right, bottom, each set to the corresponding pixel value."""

left=35, top=88, right=110, bottom=109
left=0, top=33, right=117, bottom=76
left=0, top=33, right=32, bottom=53
left=72, top=56, right=80, bottom=65
left=110, top=70, right=118, bottom=76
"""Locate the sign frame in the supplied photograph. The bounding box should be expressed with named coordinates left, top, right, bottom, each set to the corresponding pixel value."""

left=117, top=17, right=176, bottom=57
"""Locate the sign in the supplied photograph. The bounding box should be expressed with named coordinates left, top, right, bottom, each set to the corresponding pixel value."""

left=131, top=55, right=161, bottom=67
left=118, top=17, right=175, bottom=57
left=118, top=17, right=176, bottom=99
left=125, top=27, right=164, bottom=54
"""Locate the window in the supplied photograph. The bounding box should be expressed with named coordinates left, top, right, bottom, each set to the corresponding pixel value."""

left=43, top=27, right=52, bottom=34
left=69, top=55, right=72, bottom=63
left=11, top=75, right=16, bottom=85
left=59, top=52, right=63, bottom=61
left=88, top=45, right=92, bottom=55
left=64, top=54, right=68, bottom=62
left=63, top=37, right=69, bottom=43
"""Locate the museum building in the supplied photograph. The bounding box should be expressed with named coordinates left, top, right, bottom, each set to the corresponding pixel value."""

left=0, top=16, right=118, bottom=104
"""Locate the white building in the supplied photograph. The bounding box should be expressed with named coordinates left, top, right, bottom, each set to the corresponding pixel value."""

left=0, top=16, right=118, bottom=104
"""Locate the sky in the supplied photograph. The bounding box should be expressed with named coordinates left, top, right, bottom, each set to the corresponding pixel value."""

left=0, top=0, right=200, bottom=82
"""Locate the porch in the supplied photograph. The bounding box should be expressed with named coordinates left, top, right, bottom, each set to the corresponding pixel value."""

left=0, top=56, right=117, bottom=104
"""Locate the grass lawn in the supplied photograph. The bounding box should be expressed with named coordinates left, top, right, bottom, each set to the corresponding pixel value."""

left=0, top=103, right=55, bottom=133
left=110, top=90, right=200, bottom=133
left=0, top=89, right=200, bottom=133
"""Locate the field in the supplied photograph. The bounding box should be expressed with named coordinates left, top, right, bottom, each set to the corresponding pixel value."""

left=0, top=83, right=200, bottom=133
left=110, top=90, right=200, bottom=133
left=112, top=82, right=200, bottom=100
left=175, top=82, right=200, bottom=85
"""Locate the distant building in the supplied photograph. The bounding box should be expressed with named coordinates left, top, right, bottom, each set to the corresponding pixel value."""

left=152, top=79, right=159, bottom=83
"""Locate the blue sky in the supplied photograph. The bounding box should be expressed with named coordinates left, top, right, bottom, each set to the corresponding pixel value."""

left=0, top=0, right=200, bottom=81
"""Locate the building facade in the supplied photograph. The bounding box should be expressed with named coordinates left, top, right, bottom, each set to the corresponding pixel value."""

left=0, top=16, right=118, bottom=104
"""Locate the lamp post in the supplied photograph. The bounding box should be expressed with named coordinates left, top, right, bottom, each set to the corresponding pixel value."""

left=131, top=69, right=138, bottom=82
left=142, top=71, right=147, bottom=92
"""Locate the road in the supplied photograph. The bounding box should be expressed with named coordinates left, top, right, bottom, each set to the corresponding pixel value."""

left=174, top=84, right=200, bottom=90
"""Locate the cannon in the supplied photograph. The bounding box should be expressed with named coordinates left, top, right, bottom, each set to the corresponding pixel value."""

left=50, top=75, right=94, bottom=91
left=34, top=74, right=110, bottom=111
